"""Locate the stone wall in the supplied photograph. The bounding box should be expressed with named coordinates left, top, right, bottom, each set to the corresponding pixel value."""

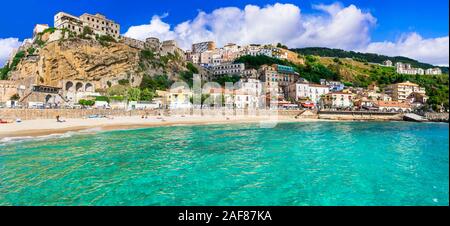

left=318, top=111, right=403, bottom=121
left=425, top=113, right=449, bottom=122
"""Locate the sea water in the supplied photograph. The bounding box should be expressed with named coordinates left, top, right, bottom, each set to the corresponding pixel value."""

left=0, top=122, right=448, bottom=206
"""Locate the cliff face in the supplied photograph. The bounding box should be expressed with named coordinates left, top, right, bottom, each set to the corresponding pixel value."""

left=10, top=39, right=140, bottom=89
left=8, top=38, right=190, bottom=90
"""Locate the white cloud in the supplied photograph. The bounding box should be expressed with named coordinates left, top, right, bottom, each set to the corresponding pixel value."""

left=124, top=2, right=449, bottom=66
left=124, top=3, right=375, bottom=51
left=0, top=38, right=22, bottom=67
left=364, top=33, right=449, bottom=66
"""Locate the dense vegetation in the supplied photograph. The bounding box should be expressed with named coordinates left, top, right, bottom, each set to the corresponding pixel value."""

left=292, top=47, right=449, bottom=74
left=140, top=74, right=173, bottom=91
left=234, top=55, right=339, bottom=83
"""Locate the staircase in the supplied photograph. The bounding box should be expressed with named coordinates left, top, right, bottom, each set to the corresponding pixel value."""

left=403, top=113, right=428, bottom=122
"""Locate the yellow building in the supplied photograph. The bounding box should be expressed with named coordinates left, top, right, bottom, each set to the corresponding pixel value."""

left=386, top=81, right=426, bottom=102
left=160, top=87, right=193, bottom=109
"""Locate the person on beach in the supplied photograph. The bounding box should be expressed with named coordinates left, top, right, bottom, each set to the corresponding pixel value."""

left=56, top=115, right=66, bottom=123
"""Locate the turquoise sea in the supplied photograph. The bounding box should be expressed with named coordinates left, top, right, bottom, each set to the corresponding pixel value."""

left=0, top=122, right=448, bottom=206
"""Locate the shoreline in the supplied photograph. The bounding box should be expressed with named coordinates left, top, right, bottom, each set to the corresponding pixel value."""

left=0, top=115, right=323, bottom=139
left=1, top=114, right=444, bottom=141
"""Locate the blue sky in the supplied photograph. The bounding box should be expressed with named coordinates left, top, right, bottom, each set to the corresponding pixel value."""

left=0, top=0, right=449, bottom=65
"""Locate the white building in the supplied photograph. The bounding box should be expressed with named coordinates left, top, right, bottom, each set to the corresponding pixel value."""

left=322, top=92, right=354, bottom=109
left=54, top=12, right=120, bottom=39
left=383, top=60, right=393, bottom=67
left=288, top=82, right=329, bottom=104
left=425, top=68, right=442, bottom=75
left=396, top=62, right=425, bottom=75
left=210, top=63, right=245, bottom=77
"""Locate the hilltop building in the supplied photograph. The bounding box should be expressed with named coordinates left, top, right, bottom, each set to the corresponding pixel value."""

left=145, top=37, right=161, bottom=51
left=160, top=40, right=185, bottom=59
left=425, top=68, right=442, bottom=75
left=121, top=37, right=145, bottom=49
left=396, top=62, right=424, bottom=75
left=396, top=62, right=442, bottom=75
left=383, top=60, right=393, bottom=67
left=54, top=12, right=120, bottom=39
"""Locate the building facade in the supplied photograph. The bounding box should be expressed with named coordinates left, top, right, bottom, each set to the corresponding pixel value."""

left=383, top=60, right=393, bottom=67
left=385, top=81, right=427, bottom=102
left=322, top=92, right=354, bottom=109
left=145, top=37, right=161, bottom=51
left=210, top=63, right=245, bottom=77
left=425, top=68, right=442, bottom=75
left=160, top=40, right=185, bottom=59
left=54, top=12, right=120, bottom=39
left=192, top=41, right=216, bottom=53
left=288, top=82, right=329, bottom=104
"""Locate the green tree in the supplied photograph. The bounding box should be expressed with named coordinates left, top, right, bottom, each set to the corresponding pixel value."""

left=127, top=88, right=141, bottom=101
left=140, top=88, right=154, bottom=101
left=107, top=85, right=128, bottom=96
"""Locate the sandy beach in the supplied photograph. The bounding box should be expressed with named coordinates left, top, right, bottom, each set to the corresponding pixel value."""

left=0, top=114, right=321, bottom=139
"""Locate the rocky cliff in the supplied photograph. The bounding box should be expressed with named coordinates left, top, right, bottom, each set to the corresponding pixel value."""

left=8, top=38, right=191, bottom=90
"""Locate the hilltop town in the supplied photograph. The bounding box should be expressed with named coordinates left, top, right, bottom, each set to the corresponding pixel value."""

left=0, top=11, right=448, bottom=116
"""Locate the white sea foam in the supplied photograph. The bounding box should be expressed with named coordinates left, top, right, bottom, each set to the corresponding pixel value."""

left=0, top=127, right=104, bottom=145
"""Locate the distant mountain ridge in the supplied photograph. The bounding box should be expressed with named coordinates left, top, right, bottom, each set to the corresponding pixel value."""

left=291, top=47, right=449, bottom=74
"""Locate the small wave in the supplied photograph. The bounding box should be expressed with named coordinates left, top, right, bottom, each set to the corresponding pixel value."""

left=0, top=127, right=104, bottom=145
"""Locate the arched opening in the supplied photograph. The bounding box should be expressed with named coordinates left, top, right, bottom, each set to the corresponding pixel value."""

left=76, top=82, right=84, bottom=92
left=85, top=83, right=94, bottom=92
left=66, top=81, right=74, bottom=91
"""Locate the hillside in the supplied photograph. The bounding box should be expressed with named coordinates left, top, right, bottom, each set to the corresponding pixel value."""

left=291, top=47, right=449, bottom=74
left=235, top=54, right=449, bottom=110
